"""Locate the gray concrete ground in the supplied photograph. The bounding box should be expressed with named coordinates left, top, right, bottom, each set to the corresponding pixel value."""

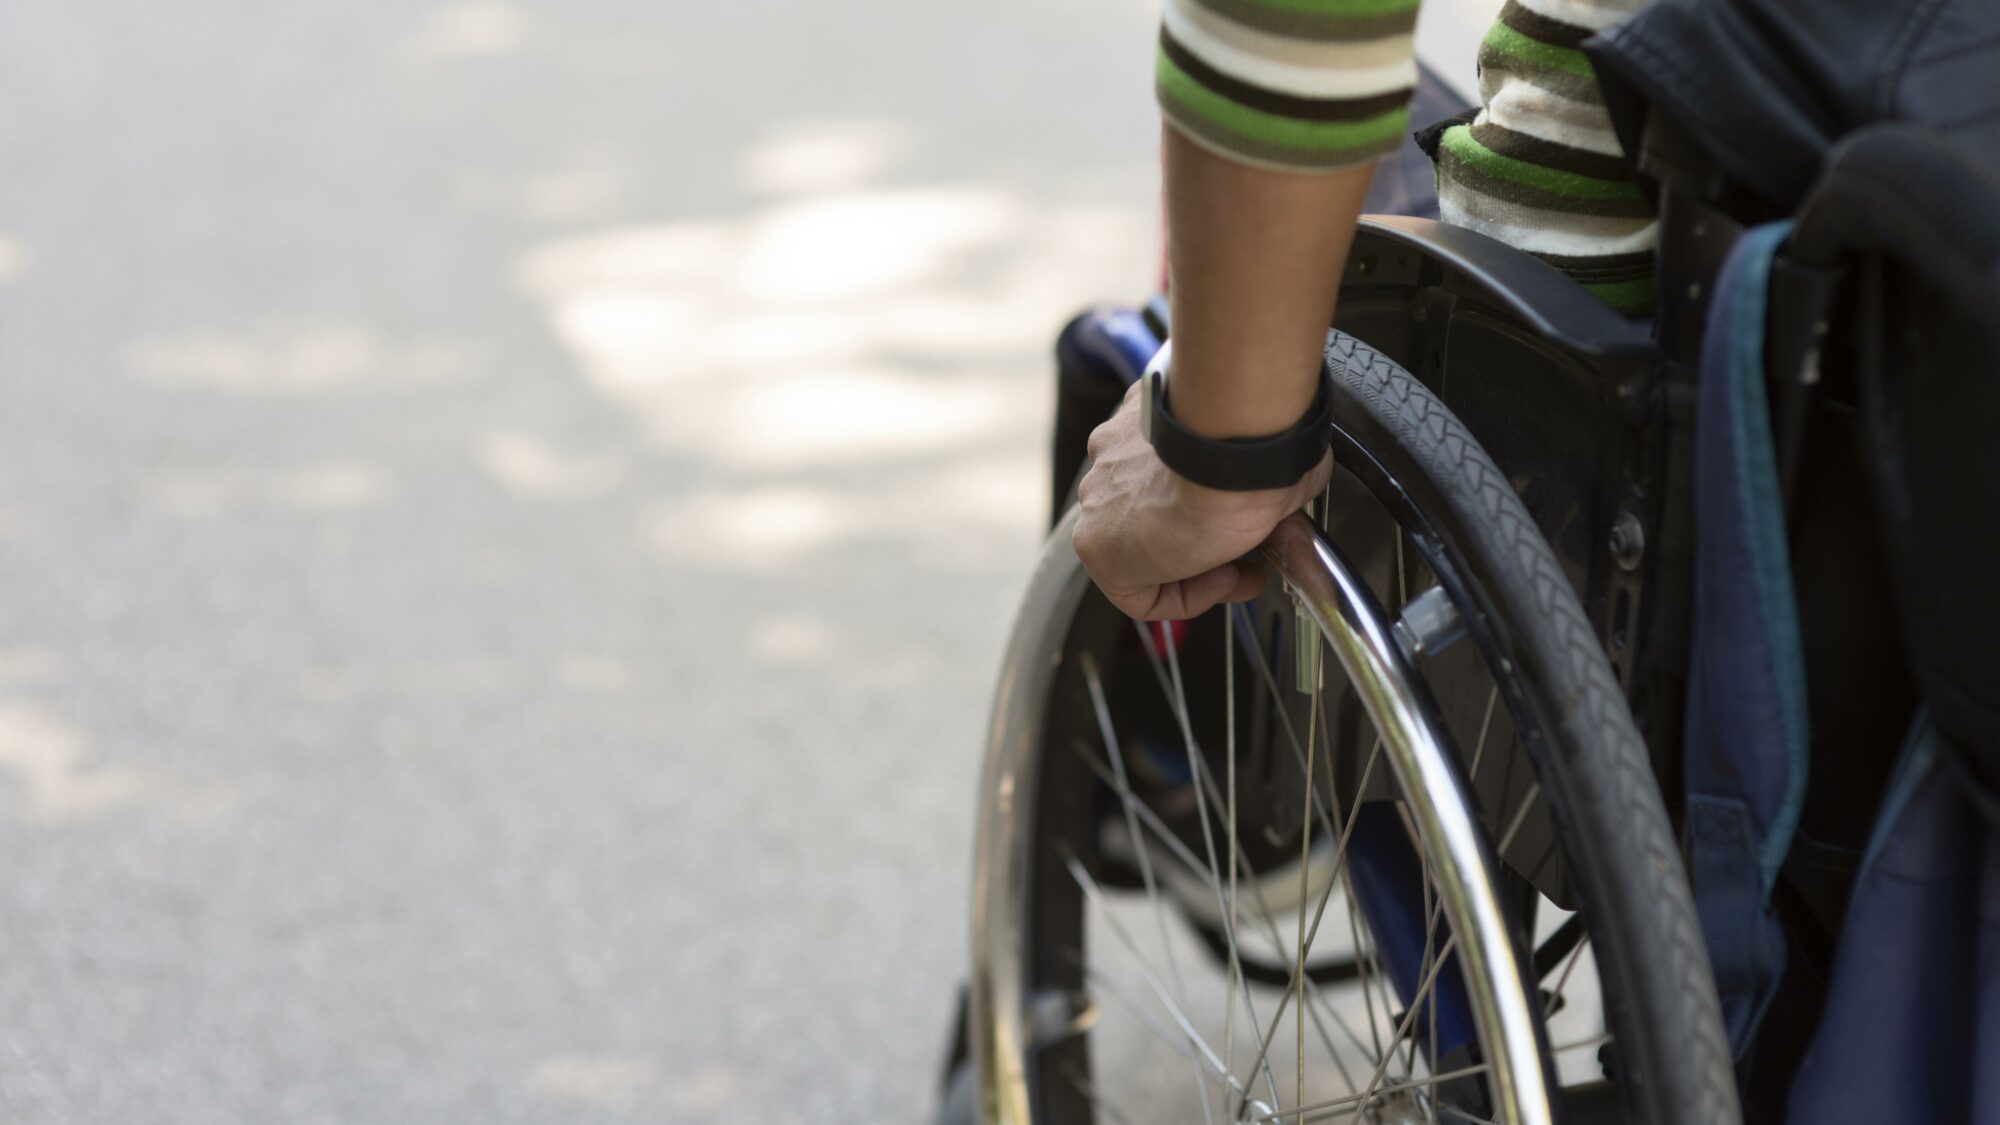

left=0, top=2, right=1159, bottom=1121
left=0, top=1, right=1490, bottom=1121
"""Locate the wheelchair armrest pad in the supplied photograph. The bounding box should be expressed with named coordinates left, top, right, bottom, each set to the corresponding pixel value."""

left=1353, top=215, right=1654, bottom=360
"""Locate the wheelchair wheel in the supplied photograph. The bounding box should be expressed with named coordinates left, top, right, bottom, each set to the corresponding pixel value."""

left=969, top=331, right=1737, bottom=1124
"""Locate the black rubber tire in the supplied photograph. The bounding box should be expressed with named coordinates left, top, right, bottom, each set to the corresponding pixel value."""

left=1320, top=329, right=1740, bottom=1124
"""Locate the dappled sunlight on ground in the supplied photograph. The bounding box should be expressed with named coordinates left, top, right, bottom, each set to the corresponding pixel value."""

left=126, top=327, right=479, bottom=394
left=746, top=614, right=836, bottom=666
left=400, top=1, right=529, bottom=60
left=0, top=700, right=237, bottom=825
left=639, top=486, right=867, bottom=569
left=473, top=430, right=626, bottom=499
left=692, top=367, right=1008, bottom=468
left=0, top=0, right=1548, bottom=1110
left=0, top=0, right=1162, bottom=1119
left=738, top=120, right=915, bottom=197
left=735, top=190, right=1021, bottom=302
left=552, top=653, right=632, bottom=693
left=145, top=462, right=394, bottom=515
left=516, top=166, right=1152, bottom=569
left=0, top=234, right=31, bottom=283
left=631, top=441, right=1045, bottom=572
left=524, top=1053, right=659, bottom=1111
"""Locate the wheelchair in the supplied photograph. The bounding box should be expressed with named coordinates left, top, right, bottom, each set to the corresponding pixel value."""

left=947, top=108, right=2000, bottom=1125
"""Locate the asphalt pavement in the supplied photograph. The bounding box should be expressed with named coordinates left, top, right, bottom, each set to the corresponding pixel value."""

left=0, top=1, right=1483, bottom=1121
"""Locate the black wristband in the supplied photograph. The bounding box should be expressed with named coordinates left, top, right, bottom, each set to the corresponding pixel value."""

left=1138, top=341, right=1335, bottom=491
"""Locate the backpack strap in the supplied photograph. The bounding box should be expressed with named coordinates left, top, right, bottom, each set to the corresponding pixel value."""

left=1682, top=220, right=1810, bottom=1064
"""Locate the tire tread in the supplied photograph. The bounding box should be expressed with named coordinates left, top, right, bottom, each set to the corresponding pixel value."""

left=1324, top=332, right=1739, bottom=1124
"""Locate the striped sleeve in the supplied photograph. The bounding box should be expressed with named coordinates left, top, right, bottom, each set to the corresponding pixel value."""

left=1154, top=0, right=1422, bottom=174
left=1435, top=0, right=1658, bottom=313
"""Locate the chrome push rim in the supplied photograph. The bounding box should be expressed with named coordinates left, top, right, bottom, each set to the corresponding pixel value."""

left=971, top=508, right=1578, bottom=1125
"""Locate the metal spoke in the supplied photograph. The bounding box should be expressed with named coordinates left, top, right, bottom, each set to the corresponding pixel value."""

left=1223, top=602, right=1374, bottom=866
left=1340, top=779, right=1546, bottom=1120
left=1072, top=736, right=1368, bottom=1088
left=1469, top=686, right=1499, bottom=780
left=1216, top=592, right=1504, bottom=1096
left=1080, top=558, right=1562, bottom=1125
left=1192, top=764, right=1376, bottom=1085
left=1339, top=862, right=1388, bottom=1066
left=1423, top=827, right=1439, bottom=1083
left=1077, top=956, right=1334, bottom=1125
left=1073, top=958, right=1248, bottom=1100
left=1395, top=533, right=1408, bottom=606
left=1497, top=783, right=1543, bottom=856
left=1261, top=1044, right=1475, bottom=1124
left=1253, top=1034, right=1611, bottom=1124
left=1160, top=620, right=1273, bottom=1115
left=1225, top=608, right=1241, bottom=1091
left=1223, top=605, right=1401, bottom=1054
left=1356, top=928, right=1462, bottom=1116
left=1316, top=702, right=1392, bottom=1069
left=1228, top=744, right=1387, bottom=1110
left=1070, top=856, right=1398, bottom=1125
left=1494, top=691, right=1523, bottom=862
left=1216, top=605, right=1317, bottom=816
left=1022, top=485, right=1639, bottom=1125
left=1061, top=1065, right=1145, bottom=1125
left=1132, top=619, right=1376, bottom=1086
left=1064, top=854, right=1234, bottom=1090
left=1201, top=603, right=1457, bottom=1102
left=1270, top=589, right=1540, bottom=1122
left=1078, top=652, right=1215, bottom=1120
left=1543, top=934, right=1591, bottom=1022
left=1296, top=678, right=1320, bottom=1111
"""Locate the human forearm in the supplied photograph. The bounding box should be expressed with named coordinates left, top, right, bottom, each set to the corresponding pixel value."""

left=1069, top=0, right=1412, bottom=621
left=1068, top=128, right=1365, bottom=621
left=1162, top=126, right=1377, bottom=441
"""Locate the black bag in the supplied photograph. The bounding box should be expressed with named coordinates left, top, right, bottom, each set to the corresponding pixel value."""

left=1590, top=0, right=2000, bottom=763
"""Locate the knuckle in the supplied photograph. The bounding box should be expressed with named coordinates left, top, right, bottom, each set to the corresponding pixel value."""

left=1070, top=522, right=1098, bottom=567
left=1116, top=592, right=1157, bottom=621
left=1085, top=423, right=1108, bottom=458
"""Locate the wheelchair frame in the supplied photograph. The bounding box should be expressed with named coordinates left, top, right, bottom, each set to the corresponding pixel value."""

left=1333, top=216, right=1687, bottom=778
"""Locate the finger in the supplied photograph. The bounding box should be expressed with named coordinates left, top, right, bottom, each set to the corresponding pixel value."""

left=1084, top=386, right=1144, bottom=460
left=1085, top=418, right=1108, bottom=460
left=1222, top=562, right=1267, bottom=605
left=1131, top=561, right=1253, bottom=621
left=1104, top=587, right=1159, bottom=620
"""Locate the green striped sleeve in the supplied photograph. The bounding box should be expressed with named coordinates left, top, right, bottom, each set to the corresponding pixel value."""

left=1219, top=0, right=1417, bottom=15
left=1481, top=19, right=1593, bottom=77
left=1575, top=275, right=1655, bottom=316
left=1157, top=46, right=1410, bottom=171
left=1437, top=127, right=1642, bottom=203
